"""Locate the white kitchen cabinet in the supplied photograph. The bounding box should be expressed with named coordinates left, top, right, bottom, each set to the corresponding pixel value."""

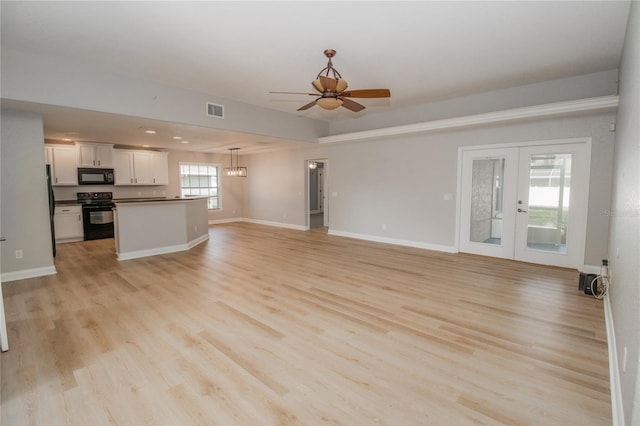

left=47, top=145, right=78, bottom=186
left=133, top=152, right=155, bottom=185
left=54, top=205, right=84, bottom=243
left=77, top=142, right=114, bottom=168
left=152, top=152, right=169, bottom=185
left=114, top=149, right=168, bottom=186
left=114, top=151, right=134, bottom=185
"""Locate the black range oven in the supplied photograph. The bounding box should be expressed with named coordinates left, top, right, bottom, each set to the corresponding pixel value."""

left=77, top=192, right=115, bottom=240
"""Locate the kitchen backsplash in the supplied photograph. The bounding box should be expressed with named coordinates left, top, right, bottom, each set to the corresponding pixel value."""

left=53, top=184, right=176, bottom=201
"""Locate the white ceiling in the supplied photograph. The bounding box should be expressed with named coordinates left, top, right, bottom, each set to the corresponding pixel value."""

left=0, top=1, right=631, bottom=153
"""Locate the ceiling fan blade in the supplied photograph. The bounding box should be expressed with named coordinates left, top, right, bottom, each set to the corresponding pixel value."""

left=297, top=100, right=317, bottom=111
left=319, top=75, right=338, bottom=92
left=340, top=89, right=391, bottom=98
left=341, top=98, right=365, bottom=112
left=270, top=91, right=317, bottom=96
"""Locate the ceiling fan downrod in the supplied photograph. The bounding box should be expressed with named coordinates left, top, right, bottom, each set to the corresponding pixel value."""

left=317, top=49, right=342, bottom=80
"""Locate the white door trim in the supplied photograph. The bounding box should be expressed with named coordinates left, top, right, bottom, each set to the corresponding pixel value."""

left=306, top=158, right=329, bottom=229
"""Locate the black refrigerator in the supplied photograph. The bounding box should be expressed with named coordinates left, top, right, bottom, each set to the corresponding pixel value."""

left=46, top=165, right=56, bottom=257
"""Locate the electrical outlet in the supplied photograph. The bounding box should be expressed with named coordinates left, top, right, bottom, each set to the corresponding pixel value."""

left=15, top=249, right=23, bottom=259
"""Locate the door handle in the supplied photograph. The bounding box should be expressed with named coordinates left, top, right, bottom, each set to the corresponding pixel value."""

left=0, top=237, right=6, bottom=242
left=517, top=208, right=527, bottom=213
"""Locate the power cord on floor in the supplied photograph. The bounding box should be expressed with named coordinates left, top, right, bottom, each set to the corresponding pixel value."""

left=591, top=259, right=610, bottom=299
left=590, top=274, right=609, bottom=299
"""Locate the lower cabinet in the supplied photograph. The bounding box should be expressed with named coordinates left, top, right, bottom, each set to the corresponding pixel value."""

left=54, top=206, right=84, bottom=243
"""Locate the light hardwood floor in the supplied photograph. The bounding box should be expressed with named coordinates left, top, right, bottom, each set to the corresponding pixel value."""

left=1, top=223, right=610, bottom=425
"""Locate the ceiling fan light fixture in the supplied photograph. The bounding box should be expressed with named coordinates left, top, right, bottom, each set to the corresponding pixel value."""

left=312, top=78, right=324, bottom=92
left=336, top=78, right=348, bottom=92
left=317, top=97, right=343, bottom=110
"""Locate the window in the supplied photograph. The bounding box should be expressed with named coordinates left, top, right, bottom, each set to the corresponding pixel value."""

left=180, top=163, right=220, bottom=209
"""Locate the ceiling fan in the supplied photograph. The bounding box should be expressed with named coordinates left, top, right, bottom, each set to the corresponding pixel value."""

left=270, top=49, right=390, bottom=112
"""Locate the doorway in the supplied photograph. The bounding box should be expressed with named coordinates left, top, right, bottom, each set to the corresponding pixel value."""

left=458, top=141, right=589, bottom=268
left=308, top=159, right=328, bottom=229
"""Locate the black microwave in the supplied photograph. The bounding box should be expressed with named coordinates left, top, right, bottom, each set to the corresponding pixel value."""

left=77, top=168, right=115, bottom=185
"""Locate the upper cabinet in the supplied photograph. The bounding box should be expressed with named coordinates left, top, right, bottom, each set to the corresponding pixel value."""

left=77, top=142, right=114, bottom=168
left=113, top=150, right=169, bottom=186
left=152, top=152, right=169, bottom=185
left=47, top=145, right=78, bottom=186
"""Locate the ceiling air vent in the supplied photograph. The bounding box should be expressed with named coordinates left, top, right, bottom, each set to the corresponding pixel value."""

left=206, top=102, right=224, bottom=118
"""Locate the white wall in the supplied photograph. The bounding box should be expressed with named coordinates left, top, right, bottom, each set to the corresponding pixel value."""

left=608, top=1, right=640, bottom=423
left=0, top=110, right=55, bottom=279
left=245, top=112, right=615, bottom=266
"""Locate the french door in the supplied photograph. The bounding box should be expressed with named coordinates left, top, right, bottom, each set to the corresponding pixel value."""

left=459, top=142, right=588, bottom=268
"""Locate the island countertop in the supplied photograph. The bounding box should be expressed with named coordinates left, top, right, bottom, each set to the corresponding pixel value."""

left=113, top=196, right=209, bottom=204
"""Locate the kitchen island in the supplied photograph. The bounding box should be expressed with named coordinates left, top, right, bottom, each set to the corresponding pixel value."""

left=113, top=197, right=209, bottom=260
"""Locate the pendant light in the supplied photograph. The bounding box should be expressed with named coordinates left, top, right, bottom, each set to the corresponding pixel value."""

left=224, top=148, right=247, bottom=177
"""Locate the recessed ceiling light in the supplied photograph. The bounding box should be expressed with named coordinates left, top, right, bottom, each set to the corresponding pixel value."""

left=145, top=130, right=156, bottom=134
left=173, top=136, right=183, bottom=140
left=180, top=140, right=190, bottom=144
left=142, top=144, right=150, bottom=147
left=62, top=138, right=73, bottom=141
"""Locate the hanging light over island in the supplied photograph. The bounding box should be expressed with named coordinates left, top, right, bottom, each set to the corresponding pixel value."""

left=224, top=148, right=247, bottom=177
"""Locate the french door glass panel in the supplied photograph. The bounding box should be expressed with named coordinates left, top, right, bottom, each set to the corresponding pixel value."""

left=459, top=148, right=518, bottom=260
left=525, top=153, right=571, bottom=253
left=514, top=144, right=587, bottom=268
left=470, top=157, right=506, bottom=245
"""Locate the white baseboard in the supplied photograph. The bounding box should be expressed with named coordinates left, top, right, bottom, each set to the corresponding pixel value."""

left=240, top=218, right=308, bottom=231
left=604, top=293, right=625, bottom=426
left=328, top=229, right=457, bottom=253
left=187, top=233, right=210, bottom=249
left=118, top=235, right=209, bottom=261
left=1, top=265, right=57, bottom=283
left=208, top=218, right=243, bottom=225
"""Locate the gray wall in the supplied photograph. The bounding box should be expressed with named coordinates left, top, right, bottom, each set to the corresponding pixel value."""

left=329, top=69, right=619, bottom=135
left=244, top=112, right=615, bottom=266
left=608, top=2, right=640, bottom=423
left=0, top=109, right=55, bottom=276
left=1, top=48, right=328, bottom=144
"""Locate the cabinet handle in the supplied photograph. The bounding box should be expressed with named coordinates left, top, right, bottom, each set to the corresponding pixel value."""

left=97, top=160, right=101, bottom=166
left=135, top=178, right=138, bottom=184
left=93, top=160, right=96, bottom=166
left=130, top=178, right=133, bottom=184
left=78, top=215, right=81, bottom=221
left=55, top=177, right=58, bottom=183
